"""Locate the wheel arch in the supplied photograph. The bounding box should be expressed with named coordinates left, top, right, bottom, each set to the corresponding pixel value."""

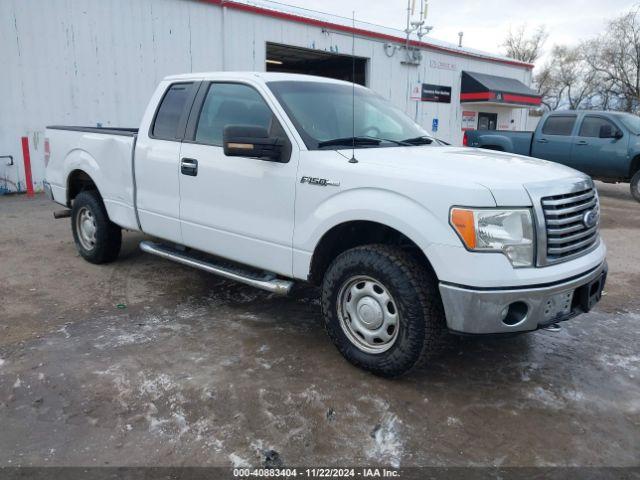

left=479, top=144, right=505, bottom=151
left=63, top=148, right=105, bottom=207
left=477, top=135, right=512, bottom=152
left=66, top=169, right=100, bottom=206
left=308, top=220, right=437, bottom=285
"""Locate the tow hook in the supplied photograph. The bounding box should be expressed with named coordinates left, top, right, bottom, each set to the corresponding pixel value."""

left=53, top=209, right=72, bottom=219
left=542, top=323, right=562, bottom=332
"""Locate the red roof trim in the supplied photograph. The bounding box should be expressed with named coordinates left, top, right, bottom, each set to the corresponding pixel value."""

left=460, top=92, right=495, bottom=101
left=461, top=91, right=541, bottom=106
left=199, top=0, right=534, bottom=70
left=502, top=93, right=541, bottom=106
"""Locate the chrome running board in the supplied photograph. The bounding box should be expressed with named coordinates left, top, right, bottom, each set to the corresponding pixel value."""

left=139, top=241, right=293, bottom=295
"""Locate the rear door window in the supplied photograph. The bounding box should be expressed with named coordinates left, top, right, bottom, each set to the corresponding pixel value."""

left=152, top=83, right=194, bottom=140
left=541, top=116, right=576, bottom=136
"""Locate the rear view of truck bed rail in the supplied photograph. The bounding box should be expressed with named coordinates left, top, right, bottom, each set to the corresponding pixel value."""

left=47, top=125, right=138, bottom=136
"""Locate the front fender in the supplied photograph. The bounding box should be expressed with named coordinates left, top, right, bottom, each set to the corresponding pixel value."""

left=292, top=187, right=461, bottom=280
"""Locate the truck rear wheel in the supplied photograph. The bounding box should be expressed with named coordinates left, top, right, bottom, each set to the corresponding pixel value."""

left=71, top=190, right=121, bottom=264
left=631, top=170, right=640, bottom=202
left=321, top=244, right=448, bottom=377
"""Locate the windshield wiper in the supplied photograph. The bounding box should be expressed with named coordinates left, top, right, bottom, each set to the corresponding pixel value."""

left=370, top=137, right=413, bottom=146
left=318, top=136, right=381, bottom=148
left=318, top=136, right=412, bottom=148
left=401, top=136, right=434, bottom=145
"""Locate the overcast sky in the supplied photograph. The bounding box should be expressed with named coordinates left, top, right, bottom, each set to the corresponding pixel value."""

left=274, top=0, right=638, bottom=65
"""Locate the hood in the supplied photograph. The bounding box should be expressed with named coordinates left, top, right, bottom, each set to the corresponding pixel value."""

left=343, top=146, right=587, bottom=206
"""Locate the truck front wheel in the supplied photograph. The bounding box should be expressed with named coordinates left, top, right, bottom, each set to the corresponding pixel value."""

left=631, top=170, right=640, bottom=202
left=71, top=190, right=122, bottom=264
left=321, top=244, right=448, bottom=377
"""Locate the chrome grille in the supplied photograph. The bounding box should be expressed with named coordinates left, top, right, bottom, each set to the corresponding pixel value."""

left=541, top=187, right=599, bottom=264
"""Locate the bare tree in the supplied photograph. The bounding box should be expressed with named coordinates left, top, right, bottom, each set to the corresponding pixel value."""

left=556, top=45, right=599, bottom=109
left=534, top=45, right=599, bottom=111
left=502, top=25, right=548, bottom=63
left=582, top=7, right=640, bottom=113
left=534, top=63, right=565, bottom=110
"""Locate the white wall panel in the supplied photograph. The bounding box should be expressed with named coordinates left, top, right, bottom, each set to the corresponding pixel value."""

left=0, top=0, right=535, bottom=192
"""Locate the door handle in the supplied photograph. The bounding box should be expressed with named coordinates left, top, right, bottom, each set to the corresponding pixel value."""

left=536, top=138, right=548, bottom=144
left=576, top=140, right=588, bottom=145
left=181, top=158, right=198, bottom=176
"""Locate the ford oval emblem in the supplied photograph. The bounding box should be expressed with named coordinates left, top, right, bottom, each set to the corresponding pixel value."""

left=583, top=209, right=599, bottom=229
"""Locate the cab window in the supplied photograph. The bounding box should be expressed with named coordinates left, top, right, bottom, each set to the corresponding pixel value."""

left=541, top=115, right=576, bottom=136
left=579, top=116, right=620, bottom=138
left=195, top=83, right=281, bottom=146
left=152, top=83, right=194, bottom=140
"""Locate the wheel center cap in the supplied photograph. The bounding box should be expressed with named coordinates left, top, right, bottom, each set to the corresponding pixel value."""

left=357, top=297, right=383, bottom=329
left=83, top=219, right=94, bottom=235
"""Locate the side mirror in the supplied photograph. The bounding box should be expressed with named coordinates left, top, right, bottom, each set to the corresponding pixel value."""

left=614, top=129, right=624, bottom=139
left=223, top=125, right=284, bottom=162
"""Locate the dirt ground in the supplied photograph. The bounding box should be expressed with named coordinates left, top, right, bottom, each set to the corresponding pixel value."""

left=0, top=182, right=638, bottom=468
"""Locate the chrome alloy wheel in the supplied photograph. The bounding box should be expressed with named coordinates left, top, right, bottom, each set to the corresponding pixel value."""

left=76, top=206, right=97, bottom=250
left=337, top=276, right=400, bottom=354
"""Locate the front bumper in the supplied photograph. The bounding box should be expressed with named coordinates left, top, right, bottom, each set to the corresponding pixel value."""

left=439, top=260, right=608, bottom=334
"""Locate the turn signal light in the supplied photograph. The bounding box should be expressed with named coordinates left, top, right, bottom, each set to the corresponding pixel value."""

left=450, top=208, right=476, bottom=249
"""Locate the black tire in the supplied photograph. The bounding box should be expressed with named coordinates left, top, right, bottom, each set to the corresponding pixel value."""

left=321, top=244, right=448, bottom=377
left=71, top=190, right=121, bottom=264
left=631, top=170, right=640, bottom=202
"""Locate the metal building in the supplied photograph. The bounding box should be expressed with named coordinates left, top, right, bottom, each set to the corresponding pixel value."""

left=0, top=0, right=540, bottom=193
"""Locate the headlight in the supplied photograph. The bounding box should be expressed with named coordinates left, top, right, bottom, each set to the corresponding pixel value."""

left=450, top=208, right=535, bottom=267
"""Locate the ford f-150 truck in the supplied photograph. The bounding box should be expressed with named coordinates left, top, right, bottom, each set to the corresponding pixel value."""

left=44, top=72, right=607, bottom=377
left=464, top=110, right=640, bottom=202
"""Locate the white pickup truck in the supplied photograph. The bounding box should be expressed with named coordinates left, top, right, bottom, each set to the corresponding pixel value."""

left=44, top=72, right=607, bottom=376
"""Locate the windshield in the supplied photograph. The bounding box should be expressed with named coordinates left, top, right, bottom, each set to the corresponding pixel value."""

left=267, top=81, right=435, bottom=150
left=614, top=112, right=640, bottom=134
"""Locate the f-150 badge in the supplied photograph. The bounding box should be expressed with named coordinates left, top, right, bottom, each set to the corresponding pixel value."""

left=300, top=176, right=340, bottom=187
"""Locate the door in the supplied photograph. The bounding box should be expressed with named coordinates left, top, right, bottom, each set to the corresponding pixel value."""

left=478, top=112, right=497, bottom=130
left=178, top=82, right=297, bottom=277
left=135, top=82, right=198, bottom=243
left=531, top=114, right=577, bottom=166
left=572, top=115, right=628, bottom=178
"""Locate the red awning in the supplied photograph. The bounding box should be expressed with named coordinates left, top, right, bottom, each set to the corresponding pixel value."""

left=461, top=71, right=541, bottom=107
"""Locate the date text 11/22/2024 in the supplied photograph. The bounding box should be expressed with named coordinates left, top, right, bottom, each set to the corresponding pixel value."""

left=233, top=467, right=400, bottom=477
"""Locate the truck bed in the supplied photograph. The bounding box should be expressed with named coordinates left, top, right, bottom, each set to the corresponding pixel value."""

left=45, top=125, right=139, bottom=231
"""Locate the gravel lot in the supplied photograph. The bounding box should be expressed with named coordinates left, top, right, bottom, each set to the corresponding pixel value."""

left=0, top=182, right=638, bottom=468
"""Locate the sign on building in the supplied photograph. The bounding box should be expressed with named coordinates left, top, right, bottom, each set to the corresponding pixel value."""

left=410, top=82, right=422, bottom=101
left=461, top=111, right=477, bottom=131
left=429, top=59, right=457, bottom=71
left=421, top=84, right=452, bottom=103
left=410, top=82, right=452, bottom=103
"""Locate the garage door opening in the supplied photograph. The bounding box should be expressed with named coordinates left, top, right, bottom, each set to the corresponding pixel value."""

left=266, top=42, right=367, bottom=86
